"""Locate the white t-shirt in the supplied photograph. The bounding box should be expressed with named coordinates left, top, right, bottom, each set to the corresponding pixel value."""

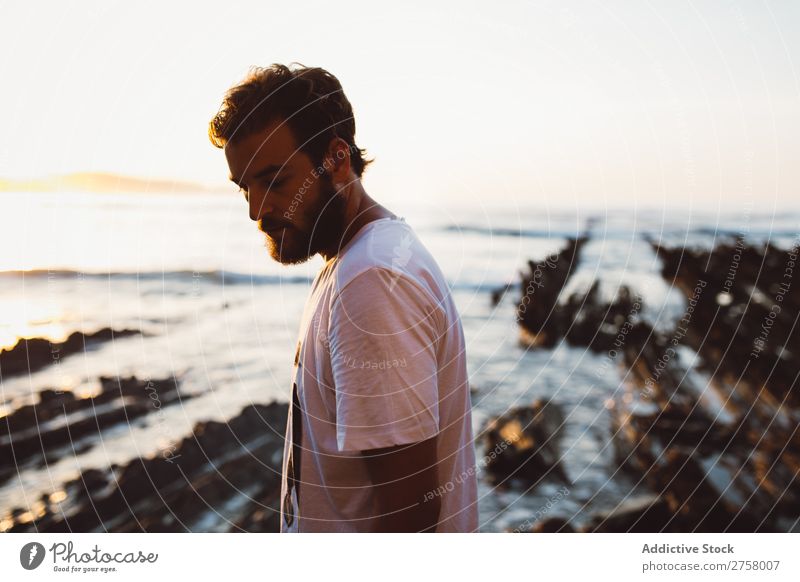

left=279, top=216, right=478, bottom=532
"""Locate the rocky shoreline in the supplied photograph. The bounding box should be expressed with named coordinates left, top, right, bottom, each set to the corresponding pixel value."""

left=2, top=401, right=288, bottom=532
left=495, top=235, right=800, bottom=532
left=0, top=375, right=191, bottom=486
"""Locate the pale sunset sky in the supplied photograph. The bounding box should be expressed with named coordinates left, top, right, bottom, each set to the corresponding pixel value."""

left=1, top=0, right=798, bottom=209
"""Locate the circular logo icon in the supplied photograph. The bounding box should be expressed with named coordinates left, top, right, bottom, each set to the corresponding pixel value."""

left=20, top=542, right=46, bottom=570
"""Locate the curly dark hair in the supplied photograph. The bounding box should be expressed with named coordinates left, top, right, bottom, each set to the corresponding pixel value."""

left=208, top=63, right=373, bottom=177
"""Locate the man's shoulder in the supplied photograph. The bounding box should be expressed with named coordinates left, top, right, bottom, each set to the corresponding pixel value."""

left=334, top=220, right=449, bottom=310
left=333, top=219, right=443, bottom=295
left=336, top=220, right=420, bottom=288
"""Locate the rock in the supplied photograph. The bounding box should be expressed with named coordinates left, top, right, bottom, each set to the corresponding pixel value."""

left=490, top=282, right=515, bottom=307
left=516, top=237, right=588, bottom=348
left=481, top=399, right=570, bottom=489
left=0, top=328, right=140, bottom=378
left=0, top=375, right=189, bottom=484
left=527, top=517, right=575, bottom=533
left=1, top=401, right=288, bottom=533
left=582, top=496, right=675, bottom=532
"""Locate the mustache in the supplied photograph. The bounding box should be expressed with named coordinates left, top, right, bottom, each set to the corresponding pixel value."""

left=258, top=220, right=292, bottom=233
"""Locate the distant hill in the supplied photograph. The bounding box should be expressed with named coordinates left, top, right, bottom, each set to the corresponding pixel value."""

left=0, top=172, right=227, bottom=194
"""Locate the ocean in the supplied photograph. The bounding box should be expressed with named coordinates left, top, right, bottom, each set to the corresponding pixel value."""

left=1, top=190, right=798, bottom=531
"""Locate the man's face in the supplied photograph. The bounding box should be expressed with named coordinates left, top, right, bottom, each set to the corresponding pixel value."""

left=224, top=119, right=346, bottom=264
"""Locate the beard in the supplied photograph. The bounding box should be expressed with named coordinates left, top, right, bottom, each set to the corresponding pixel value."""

left=263, top=171, right=348, bottom=265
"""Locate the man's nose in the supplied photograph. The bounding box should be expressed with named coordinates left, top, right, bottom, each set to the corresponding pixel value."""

left=249, top=195, right=274, bottom=222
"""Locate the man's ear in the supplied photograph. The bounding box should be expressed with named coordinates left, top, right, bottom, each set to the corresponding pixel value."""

left=326, top=137, right=353, bottom=188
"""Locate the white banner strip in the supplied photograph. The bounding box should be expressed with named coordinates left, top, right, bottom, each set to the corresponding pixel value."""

left=2, top=533, right=798, bottom=581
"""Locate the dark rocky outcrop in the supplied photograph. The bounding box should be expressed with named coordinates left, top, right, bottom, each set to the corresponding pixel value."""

left=651, top=238, right=800, bottom=409
left=607, top=238, right=800, bottom=532
left=1, top=402, right=288, bottom=533
left=562, top=282, right=641, bottom=353
left=0, top=375, right=189, bottom=485
left=0, top=328, right=140, bottom=377
left=481, top=399, right=570, bottom=490
left=516, top=237, right=589, bottom=348
left=514, top=236, right=799, bottom=532
left=581, top=496, right=675, bottom=532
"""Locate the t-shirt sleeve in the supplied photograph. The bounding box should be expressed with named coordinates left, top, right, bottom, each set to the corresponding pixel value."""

left=328, top=266, right=442, bottom=452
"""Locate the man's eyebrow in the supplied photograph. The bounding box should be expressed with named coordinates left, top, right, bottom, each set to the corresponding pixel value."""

left=229, top=164, right=286, bottom=187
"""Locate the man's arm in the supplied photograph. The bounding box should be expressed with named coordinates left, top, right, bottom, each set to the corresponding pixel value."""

left=361, top=435, right=441, bottom=532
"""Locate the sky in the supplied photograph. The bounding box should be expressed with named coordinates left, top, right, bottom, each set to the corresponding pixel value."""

left=0, top=0, right=798, bottom=209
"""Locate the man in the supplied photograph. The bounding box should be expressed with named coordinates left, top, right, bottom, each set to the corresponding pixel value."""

left=208, top=63, right=478, bottom=532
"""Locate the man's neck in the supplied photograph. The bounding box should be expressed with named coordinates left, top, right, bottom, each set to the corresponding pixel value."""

left=319, top=179, right=396, bottom=262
